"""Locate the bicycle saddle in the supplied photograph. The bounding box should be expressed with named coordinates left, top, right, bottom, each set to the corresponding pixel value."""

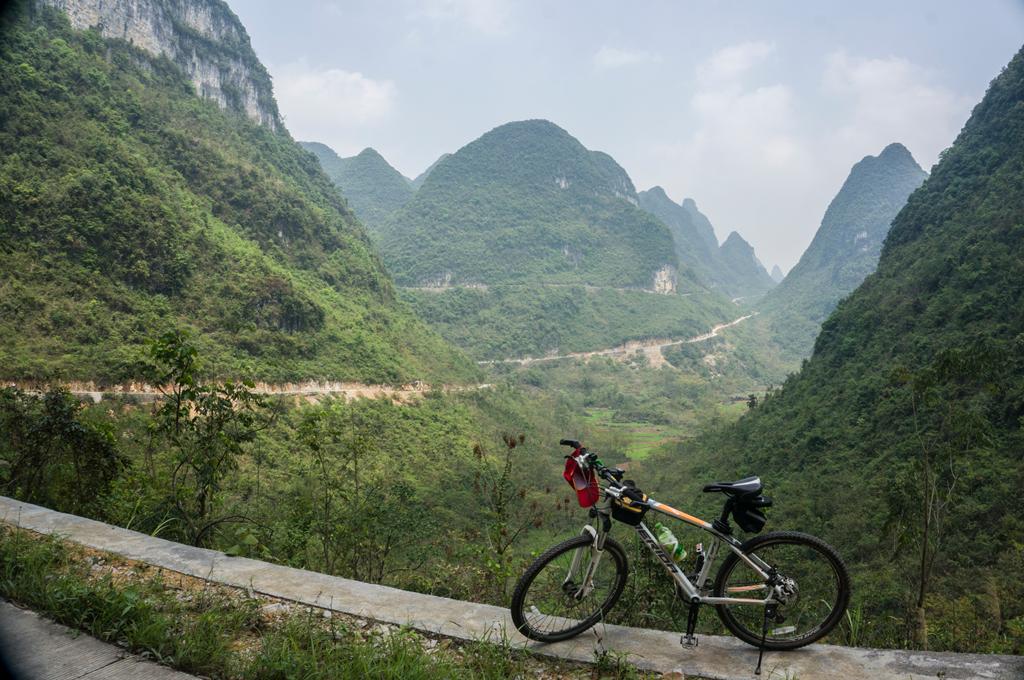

left=702, top=476, right=762, bottom=496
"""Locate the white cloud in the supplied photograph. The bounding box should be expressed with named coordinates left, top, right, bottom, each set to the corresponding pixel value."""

left=649, top=45, right=974, bottom=270
left=696, top=41, right=775, bottom=84
left=685, top=42, right=809, bottom=184
left=593, top=46, right=661, bottom=69
left=411, top=0, right=512, bottom=35
left=272, top=61, right=397, bottom=150
left=674, top=80, right=819, bottom=255
left=648, top=41, right=823, bottom=270
left=822, top=50, right=972, bottom=168
left=689, top=84, right=804, bottom=169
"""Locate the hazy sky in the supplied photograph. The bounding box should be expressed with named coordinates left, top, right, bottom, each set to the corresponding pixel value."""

left=230, top=1, right=1024, bottom=270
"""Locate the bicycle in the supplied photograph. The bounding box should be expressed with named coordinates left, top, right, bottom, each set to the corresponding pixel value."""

left=510, top=440, right=851, bottom=674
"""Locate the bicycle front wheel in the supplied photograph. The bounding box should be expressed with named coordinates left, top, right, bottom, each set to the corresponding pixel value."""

left=713, top=531, right=850, bottom=650
left=510, top=534, right=628, bottom=642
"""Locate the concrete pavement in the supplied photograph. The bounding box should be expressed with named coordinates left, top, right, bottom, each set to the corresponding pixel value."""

left=0, top=600, right=197, bottom=680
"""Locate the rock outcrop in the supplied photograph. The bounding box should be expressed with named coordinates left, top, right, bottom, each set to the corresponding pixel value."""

left=37, top=0, right=281, bottom=129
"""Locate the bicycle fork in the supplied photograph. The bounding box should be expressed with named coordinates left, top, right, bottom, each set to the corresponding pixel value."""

left=566, top=519, right=609, bottom=600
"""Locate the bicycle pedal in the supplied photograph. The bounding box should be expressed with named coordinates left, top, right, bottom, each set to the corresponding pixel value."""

left=679, top=634, right=699, bottom=648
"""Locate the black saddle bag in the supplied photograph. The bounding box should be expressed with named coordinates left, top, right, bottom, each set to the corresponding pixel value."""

left=732, top=493, right=772, bottom=533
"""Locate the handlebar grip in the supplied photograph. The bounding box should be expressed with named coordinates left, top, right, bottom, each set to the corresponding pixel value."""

left=559, top=439, right=581, bottom=448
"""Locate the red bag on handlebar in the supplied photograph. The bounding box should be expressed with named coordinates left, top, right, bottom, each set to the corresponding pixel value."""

left=563, top=450, right=599, bottom=507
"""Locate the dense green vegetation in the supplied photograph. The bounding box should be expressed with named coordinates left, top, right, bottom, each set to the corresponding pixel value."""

left=301, top=143, right=414, bottom=231
left=637, top=46, right=1024, bottom=654
left=661, top=316, right=790, bottom=388
left=403, top=285, right=736, bottom=360
left=500, top=354, right=759, bottom=458
left=0, top=4, right=472, bottom=384
left=0, top=329, right=573, bottom=604
left=479, top=312, right=778, bottom=469
left=637, top=189, right=775, bottom=298
left=376, top=119, right=682, bottom=288
left=760, top=143, right=927, bottom=358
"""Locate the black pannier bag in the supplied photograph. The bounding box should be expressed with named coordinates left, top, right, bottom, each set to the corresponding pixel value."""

left=732, top=494, right=772, bottom=533
left=612, top=486, right=650, bottom=525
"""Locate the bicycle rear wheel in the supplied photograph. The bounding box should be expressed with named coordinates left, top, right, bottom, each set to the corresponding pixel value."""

left=510, top=534, right=628, bottom=642
left=713, top=531, right=850, bottom=650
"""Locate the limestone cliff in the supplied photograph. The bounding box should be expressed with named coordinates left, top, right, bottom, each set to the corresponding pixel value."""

left=37, top=0, right=281, bottom=129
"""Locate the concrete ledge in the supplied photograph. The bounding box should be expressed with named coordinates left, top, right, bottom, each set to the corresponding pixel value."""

left=2, top=497, right=1021, bottom=679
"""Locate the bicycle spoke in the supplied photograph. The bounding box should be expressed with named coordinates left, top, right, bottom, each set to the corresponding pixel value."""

left=520, top=543, right=622, bottom=637
left=719, top=539, right=842, bottom=644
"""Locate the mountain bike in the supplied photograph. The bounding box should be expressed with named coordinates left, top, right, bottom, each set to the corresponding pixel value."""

left=510, top=440, right=851, bottom=674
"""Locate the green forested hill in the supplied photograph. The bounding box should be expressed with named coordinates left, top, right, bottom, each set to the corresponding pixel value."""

left=717, top=231, right=776, bottom=298
left=681, top=198, right=721, bottom=254
left=637, top=189, right=774, bottom=298
left=377, top=119, right=681, bottom=288
left=373, top=120, right=740, bottom=359
left=646, top=45, right=1024, bottom=653
left=760, top=143, right=927, bottom=358
left=300, top=142, right=414, bottom=231
left=0, top=4, right=473, bottom=384
left=411, top=153, right=450, bottom=190
left=637, top=188, right=720, bottom=289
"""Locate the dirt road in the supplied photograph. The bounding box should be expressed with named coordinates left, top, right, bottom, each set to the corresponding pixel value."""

left=478, top=314, right=756, bottom=367
left=7, top=380, right=493, bottom=404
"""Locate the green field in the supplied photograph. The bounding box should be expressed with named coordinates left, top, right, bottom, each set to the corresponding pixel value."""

left=580, top=408, right=685, bottom=460
left=715, top=400, right=750, bottom=418
left=577, top=399, right=753, bottom=460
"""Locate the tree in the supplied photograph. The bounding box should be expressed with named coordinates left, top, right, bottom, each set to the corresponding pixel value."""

left=0, top=387, right=125, bottom=516
left=894, top=343, right=1000, bottom=648
left=472, top=433, right=544, bottom=599
left=296, top=403, right=433, bottom=583
left=147, top=330, right=270, bottom=547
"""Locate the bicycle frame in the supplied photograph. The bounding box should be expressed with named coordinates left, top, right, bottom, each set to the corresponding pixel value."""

left=579, top=486, right=777, bottom=608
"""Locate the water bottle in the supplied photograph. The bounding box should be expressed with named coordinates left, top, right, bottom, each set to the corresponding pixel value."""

left=654, top=522, right=686, bottom=562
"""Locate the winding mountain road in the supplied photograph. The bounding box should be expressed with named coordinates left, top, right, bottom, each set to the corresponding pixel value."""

left=478, top=313, right=757, bottom=367
left=8, top=315, right=755, bottom=401
left=7, top=380, right=492, bottom=404
left=400, top=283, right=713, bottom=297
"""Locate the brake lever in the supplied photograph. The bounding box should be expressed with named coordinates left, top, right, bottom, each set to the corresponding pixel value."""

left=599, top=467, right=626, bottom=489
